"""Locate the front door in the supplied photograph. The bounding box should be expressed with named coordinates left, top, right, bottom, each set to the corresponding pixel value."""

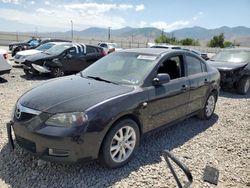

left=146, top=54, right=190, bottom=130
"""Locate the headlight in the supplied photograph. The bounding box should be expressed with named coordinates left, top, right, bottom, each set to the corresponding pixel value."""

left=45, top=112, right=88, bottom=127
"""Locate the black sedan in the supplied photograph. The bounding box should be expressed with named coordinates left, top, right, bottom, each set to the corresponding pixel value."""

left=208, top=48, right=250, bottom=94
left=9, top=38, right=71, bottom=57
left=23, top=43, right=106, bottom=77
left=7, top=48, right=220, bottom=168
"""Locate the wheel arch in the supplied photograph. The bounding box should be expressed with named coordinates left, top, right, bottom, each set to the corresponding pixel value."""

left=98, top=113, right=143, bottom=157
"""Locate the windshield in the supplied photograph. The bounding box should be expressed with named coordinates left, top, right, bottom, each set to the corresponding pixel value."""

left=81, top=52, right=158, bottom=85
left=36, top=43, right=55, bottom=51
left=44, top=44, right=72, bottom=55
left=211, top=50, right=250, bottom=63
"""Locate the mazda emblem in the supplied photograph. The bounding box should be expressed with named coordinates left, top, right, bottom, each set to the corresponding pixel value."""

left=15, top=107, right=22, bottom=119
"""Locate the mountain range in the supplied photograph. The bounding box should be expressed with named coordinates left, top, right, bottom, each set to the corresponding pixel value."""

left=41, top=26, right=250, bottom=46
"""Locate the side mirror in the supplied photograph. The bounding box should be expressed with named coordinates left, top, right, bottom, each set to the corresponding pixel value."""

left=153, top=73, right=170, bottom=85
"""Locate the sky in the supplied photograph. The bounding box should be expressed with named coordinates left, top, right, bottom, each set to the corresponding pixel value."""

left=0, top=0, right=250, bottom=32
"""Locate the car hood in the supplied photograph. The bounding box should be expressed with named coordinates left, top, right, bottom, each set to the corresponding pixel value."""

left=207, top=60, right=248, bottom=71
left=25, top=52, right=57, bottom=63
left=16, top=49, right=42, bottom=56
left=19, top=75, right=134, bottom=114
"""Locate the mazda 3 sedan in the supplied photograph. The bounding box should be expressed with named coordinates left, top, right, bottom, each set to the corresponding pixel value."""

left=7, top=48, right=220, bottom=168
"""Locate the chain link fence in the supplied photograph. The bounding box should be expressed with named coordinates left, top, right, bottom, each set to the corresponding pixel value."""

left=0, top=32, right=221, bottom=53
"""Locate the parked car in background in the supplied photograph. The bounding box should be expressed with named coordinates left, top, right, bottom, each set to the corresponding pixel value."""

left=7, top=48, right=220, bottom=168
left=150, top=44, right=182, bottom=49
left=14, top=42, right=63, bottom=65
left=0, top=49, right=12, bottom=75
left=9, top=38, right=71, bottom=57
left=98, top=42, right=123, bottom=54
left=23, top=43, right=106, bottom=77
left=208, top=48, right=250, bottom=94
left=183, top=48, right=209, bottom=60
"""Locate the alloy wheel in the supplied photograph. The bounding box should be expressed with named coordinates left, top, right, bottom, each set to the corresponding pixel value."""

left=110, top=126, right=136, bottom=163
left=205, top=95, right=215, bottom=117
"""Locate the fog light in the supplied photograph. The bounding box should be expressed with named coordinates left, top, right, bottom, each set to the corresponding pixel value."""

left=48, top=148, right=69, bottom=157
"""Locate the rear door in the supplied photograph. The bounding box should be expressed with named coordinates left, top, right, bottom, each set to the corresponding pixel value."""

left=185, top=54, right=210, bottom=114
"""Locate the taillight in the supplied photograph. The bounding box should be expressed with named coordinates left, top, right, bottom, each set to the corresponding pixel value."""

left=3, top=53, right=8, bottom=60
left=100, top=49, right=107, bottom=56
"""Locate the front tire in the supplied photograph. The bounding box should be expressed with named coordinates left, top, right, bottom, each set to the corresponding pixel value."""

left=197, top=92, right=216, bottom=120
left=50, top=67, right=64, bottom=78
left=23, top=69, right=39, bottom=77
left=237, top=76, right=250, bottom=95
left=99, top=119, right=140, bottom=168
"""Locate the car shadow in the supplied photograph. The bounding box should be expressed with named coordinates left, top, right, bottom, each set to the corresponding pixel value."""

left=0, top=115, right=218, bottom=187
left=20, top=74, right=51, bottom=81
left=219, top=88, right=250, bottom=99
left=0, top=77, right=8, bottom=83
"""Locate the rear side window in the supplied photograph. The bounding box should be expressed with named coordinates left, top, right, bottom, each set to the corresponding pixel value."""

left=186, top=55, right=203, bottom=75
left=86, top=47, right=96, bottom=54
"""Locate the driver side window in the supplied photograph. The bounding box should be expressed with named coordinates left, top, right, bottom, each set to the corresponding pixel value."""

left=157, top=55, right=184, bottom=80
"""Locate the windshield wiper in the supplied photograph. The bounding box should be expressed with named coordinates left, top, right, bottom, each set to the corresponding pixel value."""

left=86, top=76, right=118, bottom=85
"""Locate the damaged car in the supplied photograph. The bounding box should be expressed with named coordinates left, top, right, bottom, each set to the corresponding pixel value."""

left=208, top=48, right=250, bottom=94
left=23, top=43, right=106, bottom=77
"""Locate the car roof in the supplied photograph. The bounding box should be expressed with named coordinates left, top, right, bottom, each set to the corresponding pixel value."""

left=121, top=48, right=177, bottom=55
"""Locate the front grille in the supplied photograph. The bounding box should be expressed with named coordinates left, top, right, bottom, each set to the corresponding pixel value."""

left=15, top=112, right=36, bottom=122
left=16, top=136, right=36, bottom=153
left=14, top=103, right=41, bottom=122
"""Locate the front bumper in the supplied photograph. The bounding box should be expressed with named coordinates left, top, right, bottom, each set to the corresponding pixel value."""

left=7, top=119, right=99, bottom=163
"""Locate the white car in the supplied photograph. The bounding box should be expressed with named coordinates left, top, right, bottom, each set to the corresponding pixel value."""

left=150, top=44, right=182, bottom=49
left=0, top=49, right=12, bottom=75
left=14, top=42, right=61, bottom=64
left=98, top=42, right=123, bottom=54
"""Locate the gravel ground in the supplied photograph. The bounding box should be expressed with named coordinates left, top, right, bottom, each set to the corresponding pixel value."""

left=0, top=65, right=249, bottom=188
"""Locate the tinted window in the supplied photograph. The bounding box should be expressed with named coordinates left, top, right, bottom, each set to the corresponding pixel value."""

left=186, top=55, right=203, bottom=75
left=86, top=47, right=96, bottom=54
left=158, top=55, right=184, bottom=80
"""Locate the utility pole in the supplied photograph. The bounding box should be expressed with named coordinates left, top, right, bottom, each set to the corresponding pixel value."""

left=131, top=35, right=134, bottom=43
left=108, top=27, right=111, bottom=41
left=71, top=20, right=73, bottom=41
left=161, top=28, right=164, bottom=37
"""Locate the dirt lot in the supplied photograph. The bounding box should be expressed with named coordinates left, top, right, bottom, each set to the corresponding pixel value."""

left=0, top=66, right=249, bottom=188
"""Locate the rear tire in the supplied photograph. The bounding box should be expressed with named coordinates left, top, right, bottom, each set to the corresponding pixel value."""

left=99, top=119, right=140, bottom=168
left=237, top=76, right=250, bottom=95
left=197, top=92, right=216, bottom=120
left=50, top=67, right=64, bottom=78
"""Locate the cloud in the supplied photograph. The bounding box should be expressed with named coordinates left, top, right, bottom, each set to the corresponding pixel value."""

left=1, top=0, right=21, bottom=4
left=0, top=7, right=126, bottom=30
left=150, top=20, right=190, bottom=31
left=139, top=21, right=147, bottom=28
left=135, top=4, right=144, bottom=11
left=36, top=8, right=55, bottom=15
left=44, top=1, right=50, bottom=5
left=30, top=1, right=35, bottom=5
left=193, top=11, right=204, bottom=21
